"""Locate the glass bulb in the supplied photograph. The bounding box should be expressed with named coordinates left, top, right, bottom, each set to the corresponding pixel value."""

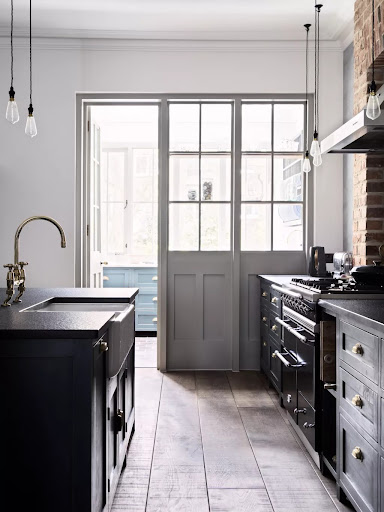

left=6, top=98, right=19, bottom=124
left=302, top=156, right=311, bottom=173
left=366, top=92, right=381, bottom=120
left=310, top=138, right=321, bottom=158
left=25, top=114, right=37, bottom=138
left=313, top=153, right=322, bottom=167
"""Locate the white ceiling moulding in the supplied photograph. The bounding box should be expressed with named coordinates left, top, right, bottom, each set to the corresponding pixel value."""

left=0, top=37, right=343, bottom=53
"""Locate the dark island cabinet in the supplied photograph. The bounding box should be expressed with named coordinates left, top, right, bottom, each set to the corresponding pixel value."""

left=0, top=331, right=135, bottom=512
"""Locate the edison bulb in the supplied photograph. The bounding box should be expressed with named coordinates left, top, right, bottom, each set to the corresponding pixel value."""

left=302, top=153, right=311, bottom=173
left=310, top=138, right=321, bottom=158
left=25, top=113, right=37, bottom=137
left=313, top=153, right=322, bottom=167
left=6, top=98, right=19, bottom=124
left=366, top=91, right=381, bottom=120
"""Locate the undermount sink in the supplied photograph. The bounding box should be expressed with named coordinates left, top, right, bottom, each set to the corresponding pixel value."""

left=22, top=298, right=135, bottom=378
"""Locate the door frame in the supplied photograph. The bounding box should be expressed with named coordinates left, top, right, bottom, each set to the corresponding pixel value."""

left=75, top=92, right=313, bottom=372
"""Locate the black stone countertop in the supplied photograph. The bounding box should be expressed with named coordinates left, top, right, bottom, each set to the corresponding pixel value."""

left=258, top=275, right=310, bottom=286
left=0, top=288, right=139, bottom=340
left=319, top=299, right=384, bottom=331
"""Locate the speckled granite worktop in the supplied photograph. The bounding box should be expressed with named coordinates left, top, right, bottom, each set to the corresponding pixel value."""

left=319, top=299, right=384, bottom=331
left=0, top=288, right=138, bottom=339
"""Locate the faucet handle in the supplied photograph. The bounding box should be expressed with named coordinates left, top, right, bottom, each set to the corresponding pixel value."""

left=18, top=262, right=28, bottom=268
left=3, top=264, right=14, bottom=270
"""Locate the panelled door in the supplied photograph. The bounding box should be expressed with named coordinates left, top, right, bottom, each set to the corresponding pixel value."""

left=166, top=102, right=234, bottom=370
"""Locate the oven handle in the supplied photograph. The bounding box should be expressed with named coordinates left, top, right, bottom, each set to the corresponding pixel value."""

left=271, top=284, right=302, bottom=299
left=274, top=316, right=308, bottom=344
left=272, top=350, right=305, bottom=368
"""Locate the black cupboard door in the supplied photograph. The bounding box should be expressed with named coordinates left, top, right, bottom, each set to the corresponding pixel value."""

left=92, top=341, right=107, bottom=512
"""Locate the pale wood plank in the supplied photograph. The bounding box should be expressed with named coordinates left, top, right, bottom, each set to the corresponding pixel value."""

left=226, top=371, right=275, bottom=408
left=148, top=465, right=207, bottom=498
left=268, top=489, right=339, bottom=511
left=135, top=338, right=157, bottom=368
left=209, top=488, right=273, bottom=512
left=146, top=497, right=210, bottom=512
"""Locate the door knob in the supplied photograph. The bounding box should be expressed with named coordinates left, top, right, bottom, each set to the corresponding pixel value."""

left=351, top=394, right=363, bottom=408
left=352, top=446, right=363, bottom=461
left=352, top=343, right=363, bottom=355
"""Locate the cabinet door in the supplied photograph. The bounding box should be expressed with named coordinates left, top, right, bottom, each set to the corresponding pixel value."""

left=92, top=341, right=107, bottom=512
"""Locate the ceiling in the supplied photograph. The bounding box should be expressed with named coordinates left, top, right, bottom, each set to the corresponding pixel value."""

left=0, top=0, right=354, bottom=44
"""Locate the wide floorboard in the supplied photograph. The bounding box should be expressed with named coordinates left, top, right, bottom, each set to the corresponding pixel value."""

left=112, top=338, right=353, bottom=512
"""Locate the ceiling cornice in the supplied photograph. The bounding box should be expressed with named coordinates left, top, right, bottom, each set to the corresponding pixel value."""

left=0, top=36, right=343, bottom=53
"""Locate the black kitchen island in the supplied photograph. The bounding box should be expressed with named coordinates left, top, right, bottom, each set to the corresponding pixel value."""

left=0, top=287, right=138, bottom=512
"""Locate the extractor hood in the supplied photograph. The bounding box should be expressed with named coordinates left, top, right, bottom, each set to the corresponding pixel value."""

left=321, top=84, right=384, bottom=154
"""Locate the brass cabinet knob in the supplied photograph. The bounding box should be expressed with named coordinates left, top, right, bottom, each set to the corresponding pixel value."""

left=100, top=341, right=109, bottom=352
left=100, top=261, right=108, bottom=265
left=352, top=343, right=364, bottom=355
left=152, top=275, right=158, bottom=281
left=116, top=409, right=124, bottom=432
left=351, top=394, right=363, bottom=408
left=152, top=297, right=158, bottom=302
left=271, top=297, right=278, bottom=304
left=262, top=291, right=267, bottom=297
left=262, top=316, right=267, bottom=323
left=272, top=351, right=277, bottom=358
left=352, top=446, right=363, bottom=461
left=263, top=341, right=267, bottom=347
left=152, top=317, right=158, bottom=323
left=271, top=324, right=278, bottom=332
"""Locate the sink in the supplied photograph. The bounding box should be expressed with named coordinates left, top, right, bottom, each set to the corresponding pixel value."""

left=22, top=299, right=135, bottom=378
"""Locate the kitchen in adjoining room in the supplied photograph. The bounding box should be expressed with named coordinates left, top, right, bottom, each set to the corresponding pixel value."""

left=1, top=1, right=383, bottom=511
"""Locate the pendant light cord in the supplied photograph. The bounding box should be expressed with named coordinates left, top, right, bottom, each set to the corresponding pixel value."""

left=10, top=0, right=14, bottom=88
left=316, top=6, right=320, bottom=135
left=29, top=0, right=32, bottom=105
left=305, top=24, right=310, bottom=151
left=314, top=5, right=318, bottom=135
left=372, top=0, right=375, bottom=85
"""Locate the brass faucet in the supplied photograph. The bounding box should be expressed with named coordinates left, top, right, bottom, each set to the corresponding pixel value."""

left=2, top=216, right=67, bottom=306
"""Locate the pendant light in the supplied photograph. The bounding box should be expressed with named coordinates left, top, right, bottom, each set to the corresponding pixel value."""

left=310, top=4, right=322, bottom=167
left=25, top=0, right=37, bottom=138
left=5, top=0, right=19, bottom=124
left=303, top=23, right=311, bottom=174
left=366, top=0, right=381, bottom=120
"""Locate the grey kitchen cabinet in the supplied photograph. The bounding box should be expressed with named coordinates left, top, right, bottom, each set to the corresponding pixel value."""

left=259, top=277, right=282, bottom=394
left=0, top=329, right=135, bottom=512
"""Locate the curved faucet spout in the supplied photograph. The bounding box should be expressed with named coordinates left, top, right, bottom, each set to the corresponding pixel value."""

left=14, top=215, right=67, bottom=265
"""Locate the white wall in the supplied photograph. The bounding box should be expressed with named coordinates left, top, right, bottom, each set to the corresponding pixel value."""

left=0, top=39, right=344, bottom=287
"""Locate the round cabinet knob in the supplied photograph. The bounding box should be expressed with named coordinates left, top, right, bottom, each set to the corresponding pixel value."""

left=263, top=341, right=267, bottom=347
left=272, top=351, right=277, bottom=358
left=262, top=291, right=267, bottom=297
left=351, top=394, right=363, bottom=408
left=271, top=297, right=278, bottom=304
left=271, top=324, right=278, bottom=332
left=100, top=261, right=108, bottom=265
left=352, top=343, right=364, bottom=355
left=100, top=341, right=108, bottom=352
left=352, top=446, right=363, bottom=461
left=262, top=316, right=267, bottom=323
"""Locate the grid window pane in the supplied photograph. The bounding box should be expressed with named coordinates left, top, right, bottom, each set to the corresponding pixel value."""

left=169, top=203, right=199, bottom=250
left=273, top=204, right=303, bottom=251
left=201, top=204, right=231, bottom=251
left=201, top=155, right=231, bottom=201
left=107, top=152, right=125, bottom=202
left=132, top=204, right=157, bottom=256
left=132, top=149, right=157, bottom=202
left=107, top=203, right=125, bottom=254
left=274, top=104, right=304, bottom=152
left=169, top=104, right=199, bottom=152
left=241, top=155, right=272, bottom=201
left=201, top=104, right=232, bottom=151
left=169, top=155, right=199, bottom=201
left=274, top=155, right=303, bottom=201
left=241, top=204, right=271, bottom=251
left=242, top=104, right=272, bottom=152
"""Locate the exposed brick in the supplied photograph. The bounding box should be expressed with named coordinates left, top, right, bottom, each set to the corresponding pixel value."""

left=367, top=219, right=384, bottom=230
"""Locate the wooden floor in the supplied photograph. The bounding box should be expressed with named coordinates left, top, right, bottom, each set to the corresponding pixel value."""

left=112, top=338, right=354, bottom=512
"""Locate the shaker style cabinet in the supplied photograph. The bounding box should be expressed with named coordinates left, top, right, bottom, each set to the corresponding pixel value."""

left=104, top=267, right=157, bottom=331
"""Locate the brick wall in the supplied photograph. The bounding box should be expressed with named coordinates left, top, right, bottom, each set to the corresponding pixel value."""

left=353, top=0, right=384, bottom=265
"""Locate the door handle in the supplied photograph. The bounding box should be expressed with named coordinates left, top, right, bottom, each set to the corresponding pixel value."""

left=274, top=317, right=307, bottom=343
left=100, top=261, right=108, bottom=265
left=272, top=350, right=305, bottom=368
left=294, top=408, right=307, bottom=415
left=115, top=409, right=124, bottom=433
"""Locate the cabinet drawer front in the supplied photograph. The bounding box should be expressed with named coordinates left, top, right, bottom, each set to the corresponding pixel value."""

left=261, top=283, right=269, bottom=305
left=269, top=338, right=281, bottom=392
left=269, top=316, right=281, bottom=340
left=135, top=311, right=157, bottom=331
left=297, top=393, right=316, bottom=451
left=261, top=310, right=269, bottom=329
left=340, top=368, right=378, bottom=441
left=340, top=321, right=379, bottom=384
left=340, top=414, right=378, bottom=512
left=134, top=269, right=158, bottom=289
left=269, top=290, right=281, bottom=311
left=260, top=327, right=269, bottom=372
left=103, top=269, right=130, bottom=288
left=135, top=292, right=158, bottom=311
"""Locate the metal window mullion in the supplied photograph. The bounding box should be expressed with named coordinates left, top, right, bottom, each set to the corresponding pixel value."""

left=270, top=104, right=274, bottom=251
left=198, top=103, right=202, bottom=251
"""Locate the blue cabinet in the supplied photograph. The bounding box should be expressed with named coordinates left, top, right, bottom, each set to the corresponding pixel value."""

left=103, top=267, right=157, bottom=332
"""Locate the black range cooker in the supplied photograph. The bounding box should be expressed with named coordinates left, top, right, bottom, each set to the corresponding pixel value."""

left=270, top=277, right=384, bottom=468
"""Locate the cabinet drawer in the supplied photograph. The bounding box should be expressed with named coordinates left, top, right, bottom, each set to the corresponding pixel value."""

left=340, top=368, right=378, bottom=441
left=340, top=321, right=379, bottom=384
left=135, top=311, right=157, bottom=332
left=134, top=269, right=158, bottom=290
left=261, top=283, right=269, bottom=305
left=260, top=326, right=269, bottom=373
left=135, top=291, right=158, bottom=311
left=269, top=338, right=281, bottom=392
left=261, top=310, right=269, bottom=329
left=103, top=269, right=130, bottom=288
left=269, top=290, right=281, bottom=311
left=269, top=316, right=281, bottom=341
left=297, top=393, right=316, bottom=451
left=340, top=414, right=379, bottom=512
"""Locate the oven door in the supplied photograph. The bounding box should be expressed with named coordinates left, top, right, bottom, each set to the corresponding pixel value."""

left=295, top=327, right=316, bottom=408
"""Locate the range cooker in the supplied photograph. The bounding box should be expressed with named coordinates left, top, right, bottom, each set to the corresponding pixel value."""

left=270, top=277, right=384, bottom=469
